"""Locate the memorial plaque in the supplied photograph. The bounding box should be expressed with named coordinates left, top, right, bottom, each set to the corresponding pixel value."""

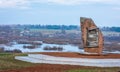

left=86, top=28, right=99, bottom=47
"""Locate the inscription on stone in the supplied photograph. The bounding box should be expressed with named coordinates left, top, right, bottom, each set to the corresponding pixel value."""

left=86, top=28, right=98, bottom=48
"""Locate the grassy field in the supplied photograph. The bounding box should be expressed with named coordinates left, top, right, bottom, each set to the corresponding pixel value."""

left=66, top=68, right=120, bottom=72
left=0, top=53, right=119, bottom=72
left=30, top=29, right=120, bottom=37
left=30, top=29, right=80, bottom=34
left=0, top=53, right=38, bottom=70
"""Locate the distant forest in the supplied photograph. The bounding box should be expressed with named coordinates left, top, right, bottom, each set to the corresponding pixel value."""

left=0, top=24, right=120, bottom=32
left=101, top=27, right=120, bottom=32
left=11, top=25, right=80, bottom=30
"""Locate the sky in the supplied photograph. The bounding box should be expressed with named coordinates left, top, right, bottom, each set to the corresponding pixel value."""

left=0, top=0, right=120, bottom=27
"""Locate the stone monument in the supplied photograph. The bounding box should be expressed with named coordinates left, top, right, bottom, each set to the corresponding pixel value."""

left=80, top=17, right=104, bottom=54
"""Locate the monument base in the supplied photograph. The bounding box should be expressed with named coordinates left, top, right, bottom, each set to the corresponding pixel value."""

left=79, top=51, right=108, bottom=56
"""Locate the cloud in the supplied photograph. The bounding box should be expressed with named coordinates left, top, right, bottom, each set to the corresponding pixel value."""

left=35, top=0, right=120, bottom=5
left=0, top=0, right=119, bottom=9
left=0, top=0, right=29, bottom=8
left=113, top=7, right=120, bottom=10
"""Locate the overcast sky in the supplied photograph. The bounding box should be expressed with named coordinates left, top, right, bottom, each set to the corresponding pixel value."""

left=0, top=0, right=120, bottom=27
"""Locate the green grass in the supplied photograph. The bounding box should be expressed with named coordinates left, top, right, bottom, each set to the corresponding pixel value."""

left=0, top=53, right=37, bottom=70
left=30, top=29, right=80, bottom=34
left=30, top=29, right=61, bottom=34
left=66, top=68, right=120, bottom=72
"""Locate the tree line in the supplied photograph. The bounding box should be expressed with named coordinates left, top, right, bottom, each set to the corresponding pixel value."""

left=0, top=24, right=120, bottom=32
left=14, top=24, right=80, bottom=30
left=101, top=27, right=120, bottom=32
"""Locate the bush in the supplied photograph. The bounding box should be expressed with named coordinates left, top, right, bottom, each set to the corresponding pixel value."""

left=43, top=46, right=63, bottom=51
left=13, top=49, right=22, bottom=53
left=4, top=49, right=22, bottom=53
left=23, top=45, right=36, bottom=49
left=0, top=47, right=4, bottom=52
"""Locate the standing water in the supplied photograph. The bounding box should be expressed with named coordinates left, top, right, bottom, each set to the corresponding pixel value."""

left=2, top=42, right=83, bottom=53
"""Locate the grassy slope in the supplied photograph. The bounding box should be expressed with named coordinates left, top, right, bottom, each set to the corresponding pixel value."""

left=0, top=53, right=37, bottom=70
left=66, top=68, right=120, bottom=72
left=0, top=53, right=119, bottom=72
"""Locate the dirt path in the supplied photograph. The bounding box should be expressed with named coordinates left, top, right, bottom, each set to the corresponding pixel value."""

left=0, top=64, right=92, bottom=72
